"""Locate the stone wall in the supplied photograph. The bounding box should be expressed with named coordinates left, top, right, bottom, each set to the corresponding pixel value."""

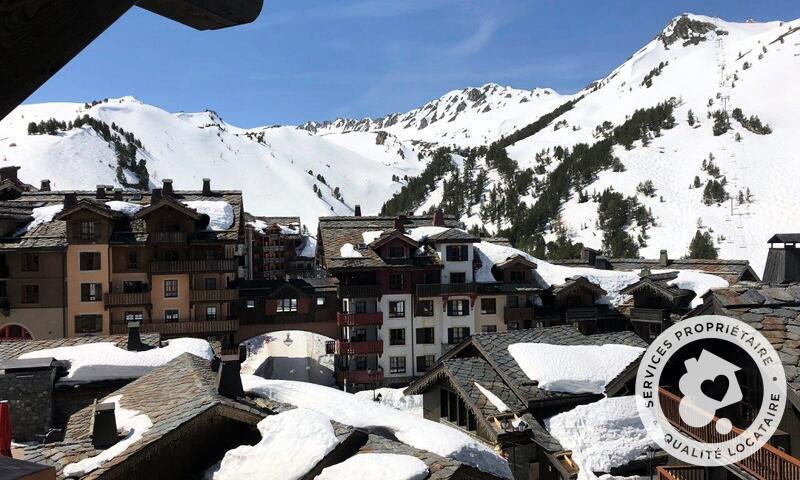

left=0, top=368, right=55, bottom=442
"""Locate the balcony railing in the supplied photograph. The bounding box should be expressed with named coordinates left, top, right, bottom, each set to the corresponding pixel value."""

left=504, top=306, right=534, bottom=323
left=337, top=312, right=383, bottom=327
left=657, top=466, right=707, bottom=480
left=150, top=231, right=188, bottom=244
left=104, top=291, right=151, bottom=307
left=150, top=259, right=238, bottom=274
left=630, top=307, right=667, bottom=322
left=339, top=284, right=381, bottom=299
left=262, top=245, right=285, bottom=252
left=416, top=283, right=476, bottom=297
left=190, top=289, right=239, bottom=303
left=335, top=340, right=383, bottom=355
left=339, top=367, right=384, bottom=385
left=659, top=387, right=800, bottom=480
left=566, top=307, right=598, bottom=322
left=111, top=318, right=239, bottom=336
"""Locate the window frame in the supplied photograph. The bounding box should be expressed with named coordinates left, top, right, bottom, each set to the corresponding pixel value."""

left=480, top=298, right=497, bottom=315
left=21, top=253, right=39, bottom=272
left=447, top=326, right=471, bottom=345
left=481, top=325, right=498, bottom=333
left=21, top=284, right=40, bottom=304
left=80, top=282, right=102, bottom=302
left=206, top=306, right=218, bottom=321
left=509, top=270, right=525, bottom=283
left=388, top=300, right=405, bottom=318
left=446, top=299, right=469, bottom=316
left=127, top=251, right=139, bottom=270
left=165, top=309, right=180, bottom=323
left=124, top=311, right=144, bottom=323
left=75, top=314, right=102, bottom=334
left=387, top=246, right=405, bottom=259
left=79, top=252, right=101, bottom=271
left=164, top=279, right=179, bottom=298
left=389, top=356, right=406, bottom=374
left=277, top=298, right=298, bottom=313
left=388, top=273, right=404, bottom=290
left=416, top=354, right=435, bottom=373
left=449, top=272, right=466, bottom=284
left=389, top=328, right=406, bottom=346
left=78, top=221, right=100, bottom=242
left=445, top=245, right=469, bottom=261
left=415, top=327, right=435, bottom=345
left=416, top=299, right=434, bottom=317
left=204, top=277, right=217, bottom=290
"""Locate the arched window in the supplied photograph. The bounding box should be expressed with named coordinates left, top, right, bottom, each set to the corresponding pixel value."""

left=0, top=324, right=33, bottom=340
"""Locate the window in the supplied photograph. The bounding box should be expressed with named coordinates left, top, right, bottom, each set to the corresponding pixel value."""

left=79, top=252, right=101, bottom=271
left=124, top=311, right=143, bottom=323
left=389, top=328, right=406, bottom=346
left=21, top=284, right=39, bottom=304
left=79, top=221, right=99, bottom=241
left=22, top=253, right=39, bottom=272
left=388, top=273, right=404, bottom=290
left=449, top=272, right=466, bottom=284
left=204, top=277, right=217, bottom=290
left=355, top=356, right=368, bottom=371
left=316, top=297, right=325, bottom=306
left=352, top=328, right=367, bottom=342
left=206, top=306, right=218, bottom=321
left=506, top=295, right=520, bottom=308
left=389, top=300, right=405, bottom=318
left=416, top=355, right=435, bottom=373
left=165, top=309, right=179, bottom=323
left=246, top=299, right=255, bottom=309
left=508, top=321, right=520, bottom=330
left=164, top=279, right=178, bottom=298
left=416, top=300, right=434, bottom=317
left=75, top=314, right=102, bottom=333
left=480, top=298, right=497, bottom=315
left=447, top=327, right=471, bottom=345
left=277, top=298, right=298, bottom=312
left=390, top=356, right=406, bottom=374
left=355, top=301, right=367, bottom=314
left=510, top=270, right=525, bottom=283
left=481, top=325, right=498, bottom=333
left=416, top=327, right=434, bottom=344
left=123, top=281, right=145, bottom=293
left=445, top=245, right=468, bottom=261
left=447, top=299, right=469, bottom=316
left=127, top=251, right=139, bottom=270
left=387, top=246, right=405, bottom=258
left=80, top=283, right=102, bottom=302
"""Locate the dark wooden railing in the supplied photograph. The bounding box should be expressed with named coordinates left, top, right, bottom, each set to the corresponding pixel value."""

left=657, top=466, right=707, bottom=480
left=416, top=283, right=476, bottom=297
left=338, top=284, right=381, bottom=299
left=190, top=289, right=239, bottom=303
left=630, top=307, right=667, bottom=322
left=335, top=340, right=383, bottom=355
left=566, top=307, right=598, bottom=321
left=104, top=291, right=150, bottom=307
left=110, top=319, right=239, bottom=336
left=504, top=306, right=534, bottom=323
left=660, top=387, right=800, bottom=480
left=150, top=259, right=237, bottom=274
left=150, top=231, right=188, bottom=244
left=339, top=367, right=384, bottom=385
left=337, top=312, right=383, bottom=327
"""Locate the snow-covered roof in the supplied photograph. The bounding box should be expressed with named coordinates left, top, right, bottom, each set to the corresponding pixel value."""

left=317, top=453, right=429, bottom=480
left=507, top=343, right=644, bottom=394
left=295, top=235, right=316, bottom=258
left=474, top=382, right=510, bottom=413
left=339, top=242, right=363, bottom=258
left=183, top=200, right=234, bottom=231
left=13, top=203, right=63, bottom=237
left=105, top=200, right=145, bottom=217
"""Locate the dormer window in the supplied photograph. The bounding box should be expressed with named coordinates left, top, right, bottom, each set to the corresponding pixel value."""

left=510, top=270, right=526, bottom=283
left=445, top=245, right=468, bottom=261
left=387, top=246, right=405, bottom=258
left=79, top=221, right=100, bottom=241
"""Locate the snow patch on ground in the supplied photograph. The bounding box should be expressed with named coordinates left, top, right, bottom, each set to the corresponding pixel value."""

left=241, top=331, right=334, bottom=386
left=474, top=382, right=510, bottom=413
left=545, top=396, right=658, bottom=480
left=317, top=453, right=429, bottom=480
left=62, top=394, right=152, bottom=478
left=20, top=338, right=213, bottom=383
left=507, top=343, right=643, bottom=394
left=353, top=388, right=423, bottom=416
left=207, top=408, right=339, bottom=480
left=340, top=242, right=362, bottom=257
left=242, top=376, right=512, bottom=479
left=183, top=200, right=234, bottom=231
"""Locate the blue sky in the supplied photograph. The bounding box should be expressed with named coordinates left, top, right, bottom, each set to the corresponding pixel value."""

left=25, top=0, right=800, bottom=127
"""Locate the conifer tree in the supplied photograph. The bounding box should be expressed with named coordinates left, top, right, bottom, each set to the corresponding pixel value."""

left=688, top=230, right=718, bottom=259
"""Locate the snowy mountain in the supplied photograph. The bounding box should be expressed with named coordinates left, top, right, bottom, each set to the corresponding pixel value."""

left=1, top=13, right=798, bottom=274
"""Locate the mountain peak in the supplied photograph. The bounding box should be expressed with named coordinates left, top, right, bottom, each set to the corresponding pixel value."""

left=658, top=13, right=727, bottom=48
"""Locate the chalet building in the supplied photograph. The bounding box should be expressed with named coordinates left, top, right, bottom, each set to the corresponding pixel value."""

left=535, top=275, right=629, bottom=332
left=316, top=210, right=550, bottom=389
left=0, top=172, right=246, bottom=347
left=618, top=270, right=696, bottom=341
left=550, top=247, right=760, bottom=284
left=404, top=326, right=650, bottom=480
left=232, top=277, right=339, bottom=341
left=243, top=215, right=316, bottom=280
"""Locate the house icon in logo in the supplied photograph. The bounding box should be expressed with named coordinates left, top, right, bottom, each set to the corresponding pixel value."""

left=678, top=350, right=743, bottom=434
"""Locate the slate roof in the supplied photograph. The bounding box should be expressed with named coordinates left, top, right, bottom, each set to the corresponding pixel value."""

left=0, top=334, right=161, bottom=362
left=482, top=237, right=512, bottom=247
left=427, top=228, right=480, bottom=243
left=0, top=188, right=244, bottom=250
left=768, top=234, right=800, bottom=244
left=21, top=353, right=267, bottom=479
left=550, top=257, right=759, bottom=284
left=317, top=215, right=459, bottom=271
left=551, top=276, right=607, bottom=297
left=619, top=272, right=695, bottom=302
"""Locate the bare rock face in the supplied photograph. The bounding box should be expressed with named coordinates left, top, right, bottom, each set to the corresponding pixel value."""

left=659, top=14, right=724, bottom=48
left=375, top=130, right=388, bottom=145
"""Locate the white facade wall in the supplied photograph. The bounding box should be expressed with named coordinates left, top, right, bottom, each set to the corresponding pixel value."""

left=378, top=293, right=413, bottom=380
left=435, top=243, right=474, bottom=283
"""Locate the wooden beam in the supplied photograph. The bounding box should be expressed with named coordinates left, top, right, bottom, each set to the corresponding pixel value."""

left=0, top=0, right=138, bottom=121
left=137, top=0, right=263, bottom=30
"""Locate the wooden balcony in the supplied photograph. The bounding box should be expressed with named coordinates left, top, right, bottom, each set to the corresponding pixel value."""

left=150, top=231, right=188, bottom=244
left=104, top=291, right=151, bottom=307
left=335, top=340, right=383, bottom=355
left=504, top=306, right=534, bottom=323
left=657, top=466, right=707, bottom=480
left=190, top=289, right=239, bottom=303
left=659, top=387, right=800, bottom=480
left=339, top=367, right=383, bottom=385
left=111, top=318, right=239, bottom=336
left=630, top=307, right=667, bottom=322
left=339, top=284, right=381, bottom=299
left=416, top=283, right=476, bottom=297
left=566, top=307, right=598, bottom=321
left=150, top=259, right=238, bottom=274
left=337, top=312, right=383, bottom=327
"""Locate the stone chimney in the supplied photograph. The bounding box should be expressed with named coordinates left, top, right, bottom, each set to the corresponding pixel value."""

left=162, top=179, right=174, bottom=197
left=354, top=205, right=362, bottom=217
left=126, top=320, right=142, bottom=352
left=96, top=185, right=106, bottom=199
left=215, top=355, right=244, bottom=399
left=0, top=166, right=20, bottom=182
left=394, top=214, right=407, bottom=233
left=202, top=178, right=212, bottom=195
left=151, top=188, right=162, bottom=204
left=432, top=209, right=445, bottom=227
left=64, top=192, right=77, bottom=209
left=580, top=247, right=598, bottom=265
left=39, top=179, right=51, bottom=192
left=113, top=189, right=123, bottom=201
left=91, top=401, right=118, bottom=449
left=659, top=249, right=669, bottom=267
left=763, top=234, right=800, bottom=284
